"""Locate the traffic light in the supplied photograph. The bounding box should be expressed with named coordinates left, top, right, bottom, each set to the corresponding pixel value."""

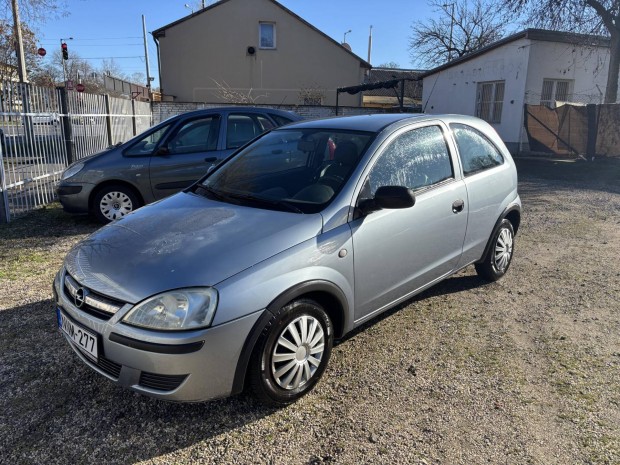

left=61, top=42, right=68, bottom=60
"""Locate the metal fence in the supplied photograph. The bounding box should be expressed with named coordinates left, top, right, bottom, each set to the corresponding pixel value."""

left=0, top=81, right=152, bottom=222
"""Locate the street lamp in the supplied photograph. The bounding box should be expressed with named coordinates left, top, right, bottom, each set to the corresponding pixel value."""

left=60, top=37, right=73, bottom=85
left=184, top=3, right=194, bottom=13
left=343, top=29, right=352, bottom=44
left=443, top=3, right=455, bottom=61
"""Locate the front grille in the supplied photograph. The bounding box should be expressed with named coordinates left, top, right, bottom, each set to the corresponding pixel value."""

left=139, top=372, right=188, bottom=392
left=63, top=273, right=125, bottom=321
left=94, top=355, right=122, bottom=379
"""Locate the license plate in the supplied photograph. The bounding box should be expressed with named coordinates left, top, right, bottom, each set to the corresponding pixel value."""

left=57, top=308, right=99, bottom=361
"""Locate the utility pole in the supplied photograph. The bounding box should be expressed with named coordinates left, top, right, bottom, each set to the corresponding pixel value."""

left=367, top=25, right=373, bottom=64
left=142, top=15, right=152, bottom=97
left=11, top=0, right=28, bottom=83
left=444, top=3, right=455, bottom=61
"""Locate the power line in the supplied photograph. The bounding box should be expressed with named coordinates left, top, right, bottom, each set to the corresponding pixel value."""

left=69, top=56, right=145, bottom=59
left=40, top=43, right=143, bottom=47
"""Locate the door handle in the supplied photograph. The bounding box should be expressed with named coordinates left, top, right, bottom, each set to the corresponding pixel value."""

left=204, top=157, right=217, bottom=163
left=452, top=199, right=465, bottom=213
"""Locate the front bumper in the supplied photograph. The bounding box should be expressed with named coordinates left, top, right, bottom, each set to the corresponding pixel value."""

left=56, top=181, right=95, bottom=214
left=53, top=270, right=263, bottom=402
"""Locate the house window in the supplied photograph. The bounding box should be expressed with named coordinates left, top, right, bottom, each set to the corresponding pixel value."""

left=259, top=23, right=276, bottom=49
left=475, top=81, right=505, bottom=123
left=541, top=79, right=572, bottom=107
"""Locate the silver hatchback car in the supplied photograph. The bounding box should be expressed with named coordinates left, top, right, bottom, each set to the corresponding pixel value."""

left=54, top=114, right=521, bottom=406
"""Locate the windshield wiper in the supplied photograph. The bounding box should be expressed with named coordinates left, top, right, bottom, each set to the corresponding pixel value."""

left=224, top=192, right=304, bottom=214
left=193, top=185, right=229, bottom=202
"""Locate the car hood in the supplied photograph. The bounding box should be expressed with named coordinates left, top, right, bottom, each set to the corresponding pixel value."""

left=64, top=192, right=323, bottom=304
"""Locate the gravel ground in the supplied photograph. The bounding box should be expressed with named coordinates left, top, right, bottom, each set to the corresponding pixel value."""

left=0, top=158, right=619, bottom=465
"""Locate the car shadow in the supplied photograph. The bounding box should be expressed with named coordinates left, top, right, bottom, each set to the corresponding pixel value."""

left=0, top=204, right=99, bottom=241
left=335, top=272, right=489, bottom=346
left=515, top=157, right=620, bottom=195
left=0, top=298, right=277, bottom=464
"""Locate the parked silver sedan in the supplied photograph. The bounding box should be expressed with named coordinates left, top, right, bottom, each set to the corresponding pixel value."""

left=56, top=107, right=300, bottom=223
left=53, top=113, right=521, bottom=405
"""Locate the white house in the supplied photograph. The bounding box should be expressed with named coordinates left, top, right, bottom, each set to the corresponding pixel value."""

left=421, top=29, right=617, bottom=153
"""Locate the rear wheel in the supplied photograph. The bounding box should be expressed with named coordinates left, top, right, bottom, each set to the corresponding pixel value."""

left=248, top=299, right=333, bottom=406
left=92, top=185, right=141, bottom=224
left=475, top=219, right=515, bottom=281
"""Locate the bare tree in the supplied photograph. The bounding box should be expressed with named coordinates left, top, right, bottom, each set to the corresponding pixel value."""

left=212, top=79, right=267, bottom=104
left=298, top=84, right=326, bottom=105
left=377, top=61, right=401, bottom=69
left=502, top=0, right=620, bottom=103
left=409, top=0, right=505, bottom=68
left=0, top=19, right=38, bottom=81
left=0, top=0, right=67, bottom=24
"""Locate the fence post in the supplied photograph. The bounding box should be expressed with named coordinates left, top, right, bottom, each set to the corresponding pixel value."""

left=104, top=94, right=113, bottom=146
left=0, top=132, right=9, bottom=223
left=58, top=87, right=75, bottom=165
left=586, top=104, right=597, bottom=160
left=131, top=99, right=137, bottom=136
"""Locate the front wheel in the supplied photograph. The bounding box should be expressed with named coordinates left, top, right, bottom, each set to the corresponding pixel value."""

left=92, top=185, right=141, bottom=224
left=475, top=219, right=515, bottom=282
left=248, top=299, right=333, bottom=406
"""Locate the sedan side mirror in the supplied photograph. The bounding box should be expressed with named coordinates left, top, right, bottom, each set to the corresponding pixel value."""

left=154, top=146, right=170, bottom=156
left=358, top=185, right=416, bottom=216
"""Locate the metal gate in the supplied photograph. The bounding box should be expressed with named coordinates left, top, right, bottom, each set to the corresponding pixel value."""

left=1, top=80, right=153, bottom=222
left=0, top=82, right=68, bottom=221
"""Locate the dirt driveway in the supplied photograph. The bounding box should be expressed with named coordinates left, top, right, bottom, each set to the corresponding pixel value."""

left=0, top=158, right=619, bottom=465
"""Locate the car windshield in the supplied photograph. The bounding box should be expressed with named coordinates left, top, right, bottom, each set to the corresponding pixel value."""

left=199, top=128, right=374, bottom=213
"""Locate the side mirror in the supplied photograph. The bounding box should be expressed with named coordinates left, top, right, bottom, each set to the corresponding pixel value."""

left=154, top=146, right=170, bottom=156
left=358, top=185, right=415, bottom=216
left=375, top=185, right=416, bottom=209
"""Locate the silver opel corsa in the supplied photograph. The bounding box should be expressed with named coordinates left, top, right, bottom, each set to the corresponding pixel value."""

left=54, top=114, right=521, bottom=406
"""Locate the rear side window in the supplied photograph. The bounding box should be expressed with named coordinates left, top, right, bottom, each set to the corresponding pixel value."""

left=226, top=114, right=266, bottom=149
left=450, top=123, right=504, bottom=176
left=366, top=125, right=453, bottom=196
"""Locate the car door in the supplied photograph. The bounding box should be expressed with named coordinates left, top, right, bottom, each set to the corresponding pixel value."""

left=149, top=114, right=223, bottom=200
left=349, top=123, right=468, bottom=323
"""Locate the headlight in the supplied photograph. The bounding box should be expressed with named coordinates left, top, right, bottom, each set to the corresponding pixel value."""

left=61, top=162, right=85, bottom=180
left=122, top=288, right=218, bottom=331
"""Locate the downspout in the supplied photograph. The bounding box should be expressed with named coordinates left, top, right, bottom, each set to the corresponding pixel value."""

left=152, top=34, right=163, bottom=97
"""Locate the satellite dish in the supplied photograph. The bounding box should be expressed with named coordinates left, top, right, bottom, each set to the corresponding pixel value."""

left=342, top=42, right=352, bottom=51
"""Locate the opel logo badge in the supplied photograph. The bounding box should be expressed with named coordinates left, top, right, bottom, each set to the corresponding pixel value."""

left=75, top=287, right=87, bottom=308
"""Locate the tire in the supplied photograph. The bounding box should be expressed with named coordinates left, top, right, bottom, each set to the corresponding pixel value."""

left=248, top=299, right=333, bottom=406
left=475, top=219, right=515, bottom=282
left=92, top=184, right=141, bottom=224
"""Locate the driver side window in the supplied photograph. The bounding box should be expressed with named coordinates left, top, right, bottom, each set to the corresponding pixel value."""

left=124, top=124, right=170, bottom=156
left=362, top=125, right=453, bottom=200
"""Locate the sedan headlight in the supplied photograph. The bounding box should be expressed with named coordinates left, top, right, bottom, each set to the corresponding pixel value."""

left=61, top=162, right=85, bottom=180
left=123, top=288, right=218, bottom=331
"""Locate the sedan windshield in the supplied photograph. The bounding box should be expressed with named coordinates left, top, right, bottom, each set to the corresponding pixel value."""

left=200, top=128, right=374, bottom=213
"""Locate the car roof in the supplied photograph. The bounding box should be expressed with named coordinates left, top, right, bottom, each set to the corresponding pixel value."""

left=278, top=113, right=427, bottom=133
left=175, top=107, right=302, bottom=120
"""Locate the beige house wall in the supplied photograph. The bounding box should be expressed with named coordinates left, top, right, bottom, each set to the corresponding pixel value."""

left=156, top=0, right=368, bottom=106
